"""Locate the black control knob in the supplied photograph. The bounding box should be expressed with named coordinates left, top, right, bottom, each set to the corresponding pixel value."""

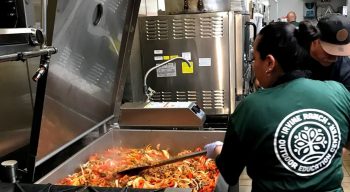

left=191, top=105, right=201, bottom=114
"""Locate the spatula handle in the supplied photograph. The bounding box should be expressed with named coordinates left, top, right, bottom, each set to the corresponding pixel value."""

left=115, top=150, right=207, bottom=176
left=153, top=150, right=207, bottom=167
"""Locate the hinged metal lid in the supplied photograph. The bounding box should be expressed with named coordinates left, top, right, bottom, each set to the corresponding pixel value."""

left=35, top=0, right=140, bottom=165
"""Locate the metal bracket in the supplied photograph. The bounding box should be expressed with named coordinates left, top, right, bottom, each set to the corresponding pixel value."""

left=0, top=47, right=58, bottom=83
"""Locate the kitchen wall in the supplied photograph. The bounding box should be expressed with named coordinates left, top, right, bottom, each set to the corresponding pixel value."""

left=269, top=0, right=313, bottom=22
left=269, top=0, right=347, bottom=22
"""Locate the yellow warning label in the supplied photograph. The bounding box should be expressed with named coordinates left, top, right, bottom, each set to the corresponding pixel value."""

left=170, top=55, right=179, bottom=59
left=163, top=56, right=170, bottom=60
left=182, top=62, right=194, bottom=74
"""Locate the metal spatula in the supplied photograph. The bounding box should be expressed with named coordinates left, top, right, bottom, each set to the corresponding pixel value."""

left=114, top=150, right=206, bottom=176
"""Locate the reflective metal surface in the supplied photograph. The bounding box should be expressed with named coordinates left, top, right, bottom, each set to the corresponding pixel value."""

left=36, top=129, right=225, bottom=184
left=0, top=28, right=37, bottom=35
left=36, top=0, right=136, bottom=162
left=0, top=59, right=33, bottom=154
left=0, top=57, right=37, bottom=157
left=230, top=0, right=249, bottom=13
left=143, top=57, right=191, bottom=101
left=119, top=101, right=206, bottom=128
left=235, top=14, right=244, bottom=96
left=164, top=0, right=230, bottom=14
left=0, top=0, right=37, bottom=157
left=228, top=11, right=236, bottom=112
left=138, top=12, right=230, bottom=116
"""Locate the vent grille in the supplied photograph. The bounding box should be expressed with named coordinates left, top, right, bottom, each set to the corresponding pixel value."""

left=176, top=91, right=187, bottom=101
left=151, top=91, right=199, bottom=103
left=151, top=90, right=224, bottom=110
left=106, top=0, right=121, bottom=13
left=86, top=62, right=106, bottom=86
left=200, top=16, right=224, bottom=38
left=202, top=90, right=225, bottom=109
left=145, top=15, right=225, bottom=40
left=186, top=91, right=198, bottom=102
left=172, top=18, right=196, bottom=39
left=57, top=47, right=84, bottom=72
left=175, top=91, right=198, bottom=102
left=145, top=20, right=169, bottom=40
left=152, top=91, right=172, bottom=102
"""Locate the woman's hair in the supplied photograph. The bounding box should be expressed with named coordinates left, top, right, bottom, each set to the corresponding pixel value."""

left=297, top=20, right=320, bottom=51
left=257, top=22, right=304, bottom=73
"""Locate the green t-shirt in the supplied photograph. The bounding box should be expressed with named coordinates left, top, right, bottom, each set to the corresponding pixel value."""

left=216, top=78, right=350, bottom=192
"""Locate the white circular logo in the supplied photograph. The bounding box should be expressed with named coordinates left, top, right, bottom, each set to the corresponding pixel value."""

left=274, top=109, right=341, bottom=176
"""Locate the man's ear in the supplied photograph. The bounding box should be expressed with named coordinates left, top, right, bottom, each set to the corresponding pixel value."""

left=265, top=54, right=276, bottom=70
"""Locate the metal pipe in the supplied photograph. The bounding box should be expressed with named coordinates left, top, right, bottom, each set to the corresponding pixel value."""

left=0, top=47, right=57, bottom=63
left=0, top=28, right=44, bottom=46
left=0, top=28, right=37, bottom=35
left=26, top=53, right=50, bottom=183
left=41, top=0, right=47, bottom=39
left=143, top=57, right=191, bottom=101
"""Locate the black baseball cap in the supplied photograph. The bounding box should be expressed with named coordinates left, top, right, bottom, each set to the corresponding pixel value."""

left=317, top=14, right=350, bottom=56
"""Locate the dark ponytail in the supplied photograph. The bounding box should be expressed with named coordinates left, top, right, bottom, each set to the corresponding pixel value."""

left=296, top=21, right=320, bottom=51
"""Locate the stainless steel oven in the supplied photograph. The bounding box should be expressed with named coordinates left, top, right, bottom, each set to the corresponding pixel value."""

left=138, top=12, right=255, bottom=118
left=138, top=12, right=231, bottom=116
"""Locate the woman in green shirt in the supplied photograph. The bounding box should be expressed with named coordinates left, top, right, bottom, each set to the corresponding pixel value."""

left=206, top=22, right=350, bottom=192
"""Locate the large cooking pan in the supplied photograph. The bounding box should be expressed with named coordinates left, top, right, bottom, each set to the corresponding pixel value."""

left=36, top=129, right=236, bottom=191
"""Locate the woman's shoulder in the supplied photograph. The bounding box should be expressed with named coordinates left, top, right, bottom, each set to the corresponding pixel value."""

left=296, top=78, right=344, bottom=88
left=295, top=78, right=349, bottom=97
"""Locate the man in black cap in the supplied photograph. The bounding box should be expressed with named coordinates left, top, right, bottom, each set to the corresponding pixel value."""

left=297, top=14, right=350, bottom=90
